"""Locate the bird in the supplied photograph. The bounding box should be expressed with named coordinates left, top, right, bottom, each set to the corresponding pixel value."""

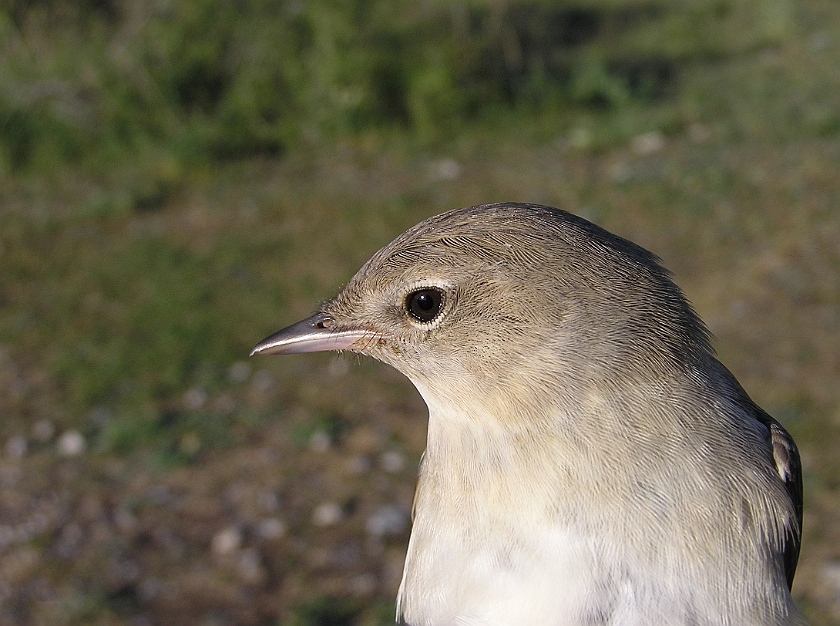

left=251, top=202, right=806, bottom=626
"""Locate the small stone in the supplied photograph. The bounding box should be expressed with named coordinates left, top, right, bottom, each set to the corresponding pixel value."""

left=114, top=509, right=138, bottom=534
left=2, top=546, right=40, bottom=585
left=312, top=502, right=343, bottom=527
left=55, top=523, right=84, bottom=559
left=688, top=123, right=711, bottom=144
left=256, top=517, right=287, bottom=540
left=5, top=436, right=27, bottom=458
left=366, top=505, right=408, bottom=539
left=347, top=455, right=373, bottom=475
left=0, top=466, right=20, bottom=486
left=568, top=127, right=591, bottom=149
left=57, top=430, right=86, bottom=457
left=809, top=31, right=834, bottom=53
left=228, top=361, right=251, bottom=383
left=327, top=358, right=350, bottom=378
left=224, top=482, right=252, bottom=508
left=259, top=490, right=281, bottom=512
left=252, top=370, right=273, bottom=393
left=380, top=450, right=405, bottom=474
left=89, top=406, right=112, bottom=425
left=138, top=578, right=164, bottom=601
left=152, top=527, right=185, bottom=557
left=237, top=548, right=265, bottom=583
left=609, top=162, right=631, bottom=183
left=108, top=557, right=140, bottom=586
left=213, top=394, right=236, bottom=413
left=434, top=158, right=461, bottom=181
left=309, top=430, right=331, bottom=453
left=146, top=485, right=174, bottom=506
left=183, top=387, right=206, bottom=410
left=31, top=419, right=55, bottom=442
left=257, top=489, right=280, bottom=513
left=822, top=561, right=840, bottom=593
left=631, top=131, right=665, bottom=155
left=349, top=573, right=377, bottom=597
left=212, top=526, right=242, bottom=555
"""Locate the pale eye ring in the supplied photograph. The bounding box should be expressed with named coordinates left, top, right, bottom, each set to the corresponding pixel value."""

left=406, top=288, right=443, bottom=323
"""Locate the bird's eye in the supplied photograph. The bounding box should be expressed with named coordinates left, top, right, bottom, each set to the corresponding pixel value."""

left=406, top=289, right=443, bottom=323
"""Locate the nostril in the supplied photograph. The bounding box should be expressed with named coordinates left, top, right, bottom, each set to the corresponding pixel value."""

left=315, top=317, right=333, bottom=329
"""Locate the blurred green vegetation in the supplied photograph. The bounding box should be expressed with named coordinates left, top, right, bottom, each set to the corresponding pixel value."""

left=1, top=0, right=840, bottom=625
left=0, top=0, right=803, bottom=178
left=4, top=0, right=832, bottom=438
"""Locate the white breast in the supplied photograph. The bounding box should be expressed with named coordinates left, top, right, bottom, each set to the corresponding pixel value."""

left=395, top=380, right=804, bottom=626
left=395, top=396, right=597, bottom=626
left=398, top=516, right=592, bottom=626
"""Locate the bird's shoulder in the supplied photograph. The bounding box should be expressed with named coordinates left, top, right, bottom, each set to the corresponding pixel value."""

left=751, top=403, right=804, bottom=590
left=707, top=360, right=803, bottom=588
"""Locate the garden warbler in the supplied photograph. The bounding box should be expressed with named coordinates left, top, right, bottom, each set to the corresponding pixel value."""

left=252, top=203, right=806, bottom=626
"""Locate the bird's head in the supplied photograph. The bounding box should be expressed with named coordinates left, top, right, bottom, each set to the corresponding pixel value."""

left=252, top=203, right=711, bottom=420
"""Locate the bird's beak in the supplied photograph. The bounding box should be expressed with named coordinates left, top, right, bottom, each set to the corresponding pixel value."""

left=250, top=311, right=373, bottom=356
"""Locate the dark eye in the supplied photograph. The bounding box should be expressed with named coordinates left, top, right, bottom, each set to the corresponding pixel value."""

left=406, top=289, right=443, bottom=323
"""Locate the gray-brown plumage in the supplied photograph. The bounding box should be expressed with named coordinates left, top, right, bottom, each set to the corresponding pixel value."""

left=252, top=203, right=806, bottom=626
